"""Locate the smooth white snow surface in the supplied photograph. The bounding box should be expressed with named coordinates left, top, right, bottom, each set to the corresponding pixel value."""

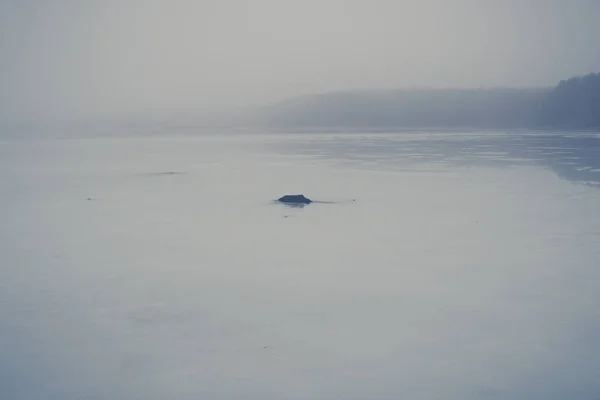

left=1, top=130, right=600, bottom=400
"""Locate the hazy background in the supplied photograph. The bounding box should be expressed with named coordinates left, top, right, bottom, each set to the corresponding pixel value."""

left=3, top=2, right=600, bottom=399
left=2, top=0, right=600, bottom=123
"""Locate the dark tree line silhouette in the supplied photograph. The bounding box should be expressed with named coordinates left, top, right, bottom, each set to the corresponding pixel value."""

left=260, top=73, right=600, bottom=130
left=539, top=73, right=600, bottom=128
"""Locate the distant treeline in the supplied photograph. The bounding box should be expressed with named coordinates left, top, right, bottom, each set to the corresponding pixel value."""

left=258, top=73, right=600, bottom=130
left=541, top=73, right=600, bottom=129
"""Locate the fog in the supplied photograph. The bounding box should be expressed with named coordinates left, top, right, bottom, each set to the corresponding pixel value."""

left=4, top=3, right=600, bottom=399
left=2, top=0, right=600, bottom=123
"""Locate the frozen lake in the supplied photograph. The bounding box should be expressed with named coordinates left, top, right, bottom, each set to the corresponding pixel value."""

left=1, top=129, right=600, bottom=400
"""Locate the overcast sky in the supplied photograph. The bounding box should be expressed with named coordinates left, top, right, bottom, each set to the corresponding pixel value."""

left=1, top=0, right=599, bottom=121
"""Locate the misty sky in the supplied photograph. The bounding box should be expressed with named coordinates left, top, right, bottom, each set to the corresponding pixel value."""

left=1, top=0, right=599, bottom=121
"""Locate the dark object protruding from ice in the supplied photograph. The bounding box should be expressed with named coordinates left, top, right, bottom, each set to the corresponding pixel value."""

left=277, top=194, right=312, bottom=204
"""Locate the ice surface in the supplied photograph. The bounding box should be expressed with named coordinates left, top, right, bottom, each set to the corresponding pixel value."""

left=1, top=129, right=600, bottom=400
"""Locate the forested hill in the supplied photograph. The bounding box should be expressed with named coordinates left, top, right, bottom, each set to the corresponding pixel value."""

left=257, top=73, right=600, bottom=130
left=540, top=73, right=600, bottom=129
